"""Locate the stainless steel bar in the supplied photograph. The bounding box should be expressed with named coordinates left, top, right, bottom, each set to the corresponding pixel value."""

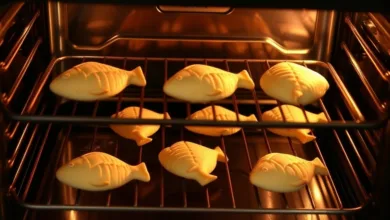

left=106, top=140, right=119, bottom=206
left=345, top=16, right=390, bottom=81
left=334, top=107, right=373, bottom=179
left=22, top=103, right=60, bottom=201
left=218, top=136, right=236, bottom=208
left=197, top=139, right=212, bottom=208
left=317, top=99, right=368, bottom=201
left=9, top=106, right=46, bottom=191
left=70, top=34, right=309, bottom=55
left=326, top=63, right=365, bottom=122
left=179, top=128, right=188, bottom=208
left=3, top=38, right=42, bottom=105
left=159, top=59, right=169, bottom=207
left=134, top=58, right=147, bottom=207
left=0, top=2, right=24, bottom=46
left=0, top=10, right=40, bottom=71
left=83, top=97, right=277, bottom=105
left=5, top=71, right=45, bottom=139
left=53, top=55, right=330, bottom=64
left=47, top=102, right=78, bottom=205
left=341, top=42, right=385, bottom=113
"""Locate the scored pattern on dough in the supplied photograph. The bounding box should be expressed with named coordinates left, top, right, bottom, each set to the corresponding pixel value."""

left=286, top=62, right=303, bottom=102
left=168, top=142, right=198, bottom=170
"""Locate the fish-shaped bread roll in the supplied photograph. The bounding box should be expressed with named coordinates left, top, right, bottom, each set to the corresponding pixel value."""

left=163, top=64, right=255, bottom=103
left=185, top=105, right=258, bottom=136
left=56, top=152, right=150, bottom=191
left=50, top=61, right=147, bottom=101
left=260, top=62, right=329, bottom=106
left=250, top=153, right=329, bottom=193
left=262, top=105, right=328, bottom=144
left=109, top=106, right=171, bottom=146
left=159, top=141, right=228, bottom=186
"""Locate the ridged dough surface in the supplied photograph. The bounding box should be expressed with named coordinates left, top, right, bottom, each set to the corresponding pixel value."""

left=110, top=106, right=171, bottom=146
left=262, top=105, right=328, bottom=144
left=158, top=141, right=228, bottom=186
left=185, top=105, right=258, bottom=136
left=260, top=62, right=329, bottom=105
left=163, top=64, right=255, bottom=103
left=56, top=152, right=150, bottom=191
left=250, top=153, right=329, bottom=193
left=50, top=61, right=147, bottom=101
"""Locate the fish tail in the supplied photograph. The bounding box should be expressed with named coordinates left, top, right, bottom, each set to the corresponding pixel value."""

left=214, top=146, right=228, bottom=162
left=135, top=137, right=153, bottom=146
left=132, top=130, right=153, bottom=146
left=197, top=171, right=218, bottom=186
left=164, top=112, right=171, bottom=120
left=312, top=158, right=329, bottom=176
left=128, top=66, right=147, bottom=87
left=317, top=112, right=328, bottom=122
left=131, top=162, right=151, bottom=182
left=237, top=70, right=255, bottom=90
left=296, top=131, right=316, bottom=144
left=246, top=114, right=258, bottom=122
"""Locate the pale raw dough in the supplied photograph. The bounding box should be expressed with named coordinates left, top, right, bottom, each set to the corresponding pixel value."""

left=185, top=105, right=258, bottom=136
left=158, top=141, right=228, bottom=186
left=260, top=62, right=329, bottom=105
left=250, top=153, right=329, bottom=193
left=110, top=106, right=171, bottom=146
left=262, top=105, right=328, bottom=144
left=50, top=61, right=147, bottom=101
left=163, top=64, right=255, bottom=103
left=56, top=152, right=150, bottom=191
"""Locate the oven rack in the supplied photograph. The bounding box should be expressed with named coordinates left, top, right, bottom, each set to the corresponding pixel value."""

left=7, top=56, right=375, bottom=217
left=8, top=79, right=371, bottom=216
left=1, top=56, right=388, bottom=129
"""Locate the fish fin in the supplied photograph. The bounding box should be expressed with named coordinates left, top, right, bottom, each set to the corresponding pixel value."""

left=237, top=70, right=255, bottom=90
left=89, top=89, right=109, bottom=96
left=207, top=89, right=223, bottom=96
left=197, top=170, right=218, bottom=186
left=90, top=180, right=110, bottom=187
left=59, top=97, right=69, bottom=104
left=293, top=89, right=304, bottom=105
left=246, top=114, right=258, bottom=122
left=131, top=130, right=153, bottom=146
left=311, top=158, right=329, bottom=176
left=221, top=129, right=234, bottom=136
left=128, top=66, right=147, bottom=87
left=290, top=179, right=307, bottom=188
left=214, top=146, right=228, bottom=162
left=317, top=112, right=328, bottom=122
left=131, top=162, right=151, bottom=182
left=295, top=131, right=316, bottom=144
left=187, top=165, right=199, bottom=173
left=164, top=112, right=171, bottom=120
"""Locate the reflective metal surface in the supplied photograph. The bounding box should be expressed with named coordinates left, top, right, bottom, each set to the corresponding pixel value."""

left=47, top=3, right=336, bottom=61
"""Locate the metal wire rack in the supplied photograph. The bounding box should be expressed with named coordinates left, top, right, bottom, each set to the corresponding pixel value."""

left=7, top=55, right=374, bottom=217
left=0, top=55, right=388, bottom=129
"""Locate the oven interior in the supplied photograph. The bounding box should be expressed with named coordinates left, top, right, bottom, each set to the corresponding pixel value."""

left=0, top=2, right=389, bottom=220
